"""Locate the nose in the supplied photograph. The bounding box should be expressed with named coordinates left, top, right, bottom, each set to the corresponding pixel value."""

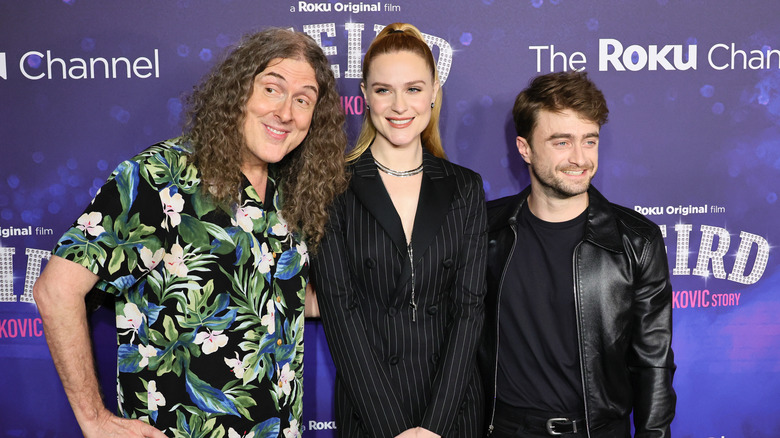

left=274, top=96, right=294, bottom=122
left=569, top=143, right=587, bottom=166
left=391, top=93, right=408, bottom=113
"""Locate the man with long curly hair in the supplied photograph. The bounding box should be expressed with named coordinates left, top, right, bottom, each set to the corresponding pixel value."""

left=33, top=28, right=347, bottom=437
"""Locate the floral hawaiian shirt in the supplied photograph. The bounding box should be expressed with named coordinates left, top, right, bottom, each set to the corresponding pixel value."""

left=53, top=138, right=306, bottom=438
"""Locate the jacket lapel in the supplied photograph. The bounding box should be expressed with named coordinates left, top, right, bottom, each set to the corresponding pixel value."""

left=409, top=151, right=456, bottom=264
left=352, top=148, right=457, bottom=303
left=350, top=148, right=408, bottom=255
left=391, top=151, right=457, bottom=301
left=584, top=186, right=624, bottom=253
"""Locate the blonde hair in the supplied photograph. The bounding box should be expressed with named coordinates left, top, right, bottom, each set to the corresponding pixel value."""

left=347, top=22, right=446, bottom=162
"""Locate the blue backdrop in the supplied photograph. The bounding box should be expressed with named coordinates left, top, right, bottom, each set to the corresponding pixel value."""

left=1, top=1, right=779, bottom=436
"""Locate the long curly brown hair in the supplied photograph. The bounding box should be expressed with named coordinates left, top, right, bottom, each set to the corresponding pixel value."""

left=183, top=28, right=348, bottom=251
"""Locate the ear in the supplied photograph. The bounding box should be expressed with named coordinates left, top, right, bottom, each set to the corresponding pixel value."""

left=360, top=81, right=367, bottom=101
left=432, top=79, right=441, bottom=104
left=516, top=136, right=532, bottom=164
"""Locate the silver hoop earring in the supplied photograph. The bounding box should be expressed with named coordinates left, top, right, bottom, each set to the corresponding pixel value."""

left=365, top=104, right=370, bottom=111
left=430, top=102, right=434, bottom=108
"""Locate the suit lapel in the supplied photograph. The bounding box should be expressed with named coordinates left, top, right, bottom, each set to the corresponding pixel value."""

left=410, top=151, right=456, bottom=263
left=391, top=151, right=456, bottom=301
left=351, top=148, right=408, bottom=255
left=352, top=148, right=457, bottom=304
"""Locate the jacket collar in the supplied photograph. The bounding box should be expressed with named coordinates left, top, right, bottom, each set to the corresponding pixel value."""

left=350, top=147, right=456, bottom=260
left=498, top=185, right=624, bottom=254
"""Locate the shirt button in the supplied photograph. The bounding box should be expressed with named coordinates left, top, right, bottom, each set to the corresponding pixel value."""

left=388, top=307, right=397, bottom=317
left=389, top=355, right=399, bottom=366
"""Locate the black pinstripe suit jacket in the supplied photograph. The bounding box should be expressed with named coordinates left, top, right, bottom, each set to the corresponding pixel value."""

left=312, top=148, right=487, bottom=438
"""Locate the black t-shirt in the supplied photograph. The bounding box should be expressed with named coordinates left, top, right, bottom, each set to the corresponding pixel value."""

left=496, top=202, right=587, bottom=414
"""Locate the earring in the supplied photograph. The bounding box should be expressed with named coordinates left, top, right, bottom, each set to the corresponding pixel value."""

left=431, top=102, right=434, bottom=108
left=365, top=104, right=370, bottom=111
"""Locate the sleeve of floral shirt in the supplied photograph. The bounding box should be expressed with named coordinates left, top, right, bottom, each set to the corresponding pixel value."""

left=53, top=145, right=169, bottom=293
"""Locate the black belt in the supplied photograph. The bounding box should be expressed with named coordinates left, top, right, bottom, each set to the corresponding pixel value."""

left=544, top=417, right=586, bottom=435
left=495, top=400, right=586, bottom=436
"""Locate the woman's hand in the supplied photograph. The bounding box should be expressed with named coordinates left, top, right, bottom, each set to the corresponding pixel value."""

left=394, top=427, right=441, bottom=438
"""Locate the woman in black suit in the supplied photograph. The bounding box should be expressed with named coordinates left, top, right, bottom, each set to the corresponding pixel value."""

left=312, top=23, right=487, bottom=438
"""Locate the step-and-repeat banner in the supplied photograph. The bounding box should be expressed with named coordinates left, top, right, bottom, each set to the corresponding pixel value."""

left=1, top=1, right=778, bottom=436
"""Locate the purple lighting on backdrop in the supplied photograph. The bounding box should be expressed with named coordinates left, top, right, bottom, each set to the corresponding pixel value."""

left=81, top=37, right=96, bottom=52
left=216, top=33, right=232, bottom=48
left=2, top=2, right=779, bottom=438
left=26, top=55, right=41, bottom=69
left=6, top=176, right=20, bottom=189
left=177, top=45, right=190, bottom=57
left=110, top=106, right=131, bottom=124
left=167, top=98, right=183, bottom=125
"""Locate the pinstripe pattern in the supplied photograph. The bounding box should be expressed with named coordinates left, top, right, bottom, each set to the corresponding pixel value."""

left=312, top=148, right=487, bottom=438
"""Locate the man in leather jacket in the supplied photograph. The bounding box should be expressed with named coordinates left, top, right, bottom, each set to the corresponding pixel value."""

left=479, top=71, right=675, bottom=437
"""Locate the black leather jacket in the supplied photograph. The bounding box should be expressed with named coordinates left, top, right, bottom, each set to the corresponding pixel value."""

left=479, top=186, right=676, bottom=437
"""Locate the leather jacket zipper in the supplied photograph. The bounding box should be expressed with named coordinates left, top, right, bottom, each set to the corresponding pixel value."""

left=572, top=241, right=592, bottom=437
left=487, top=219, right=518, bottom=436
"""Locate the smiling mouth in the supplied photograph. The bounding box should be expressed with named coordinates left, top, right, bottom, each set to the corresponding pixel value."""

left=265, top=125, right=289, bottom=138
left=387, top=118, right=413, bottom=127
left=562, top=169, right=586, bottom=176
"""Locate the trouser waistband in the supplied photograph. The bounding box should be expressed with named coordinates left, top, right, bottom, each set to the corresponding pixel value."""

left=495, top=400, right=585, bottom=435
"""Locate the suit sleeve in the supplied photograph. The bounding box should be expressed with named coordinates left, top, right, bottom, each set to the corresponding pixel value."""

left=628, top=227, right=676, bottom=438
left=312, top=193, right=414, bottom=437
left=420, top=172, right=488, bottom=435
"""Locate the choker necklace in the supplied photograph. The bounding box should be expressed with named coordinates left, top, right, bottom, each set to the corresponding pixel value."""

left=374, top=158, right=423, bottom=177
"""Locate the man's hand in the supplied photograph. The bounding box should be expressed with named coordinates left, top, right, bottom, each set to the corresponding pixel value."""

left=81, top=409, right=167, bottom=437
left=34, top=256, right=166, bottom=437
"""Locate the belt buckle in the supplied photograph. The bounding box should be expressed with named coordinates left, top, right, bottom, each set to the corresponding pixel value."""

left=546, top=417, right=576, bottom=435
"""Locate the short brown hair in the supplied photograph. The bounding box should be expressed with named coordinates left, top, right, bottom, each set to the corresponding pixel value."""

left=512, top=71, right=609, bottom=144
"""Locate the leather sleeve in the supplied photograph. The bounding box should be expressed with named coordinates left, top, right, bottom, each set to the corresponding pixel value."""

left=628, top=226, right=677, bottom=437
